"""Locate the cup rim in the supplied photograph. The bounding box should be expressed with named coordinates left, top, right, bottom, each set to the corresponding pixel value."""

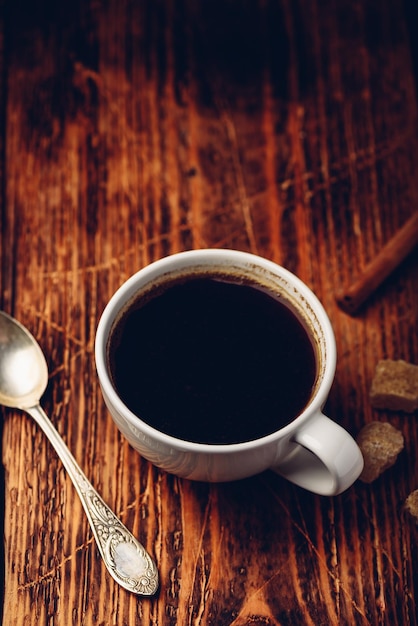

left=95, top=249, right=337, bottom=453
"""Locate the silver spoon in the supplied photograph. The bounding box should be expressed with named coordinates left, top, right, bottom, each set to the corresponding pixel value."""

left=0, top=311, right=158, bottom=596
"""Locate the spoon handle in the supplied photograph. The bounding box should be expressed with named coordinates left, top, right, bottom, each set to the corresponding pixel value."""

left=26, top=403, right=159, bottom=596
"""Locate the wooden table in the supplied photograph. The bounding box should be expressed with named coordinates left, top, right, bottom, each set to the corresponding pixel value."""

left=1, top=1, right=418, bottom=624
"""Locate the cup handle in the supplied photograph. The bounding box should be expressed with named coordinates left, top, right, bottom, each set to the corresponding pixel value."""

left=272, top=413, right=364, bottom=496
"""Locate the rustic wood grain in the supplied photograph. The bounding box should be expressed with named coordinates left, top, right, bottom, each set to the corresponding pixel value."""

left=1, top=0, right=418, bottom=624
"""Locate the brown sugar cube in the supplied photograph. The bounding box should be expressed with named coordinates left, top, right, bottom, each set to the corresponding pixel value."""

left=356, top=422, right=404, bottom=483
left=405, top=490, right=418, bottom=524
left=370, top=359, right=418, bottom=412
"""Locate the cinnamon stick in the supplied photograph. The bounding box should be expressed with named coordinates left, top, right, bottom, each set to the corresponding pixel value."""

left=336, top=212, right=418, bottom=314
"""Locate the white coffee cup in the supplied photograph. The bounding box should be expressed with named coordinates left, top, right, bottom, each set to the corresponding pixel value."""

left=95, top=249, right=363, bottom=495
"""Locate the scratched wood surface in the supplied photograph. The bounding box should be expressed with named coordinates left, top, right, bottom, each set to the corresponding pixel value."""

left=1, top=0, right=418, bottom=624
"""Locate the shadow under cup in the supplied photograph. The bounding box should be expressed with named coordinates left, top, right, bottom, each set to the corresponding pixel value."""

left=95, top=251, right=335, bottom=482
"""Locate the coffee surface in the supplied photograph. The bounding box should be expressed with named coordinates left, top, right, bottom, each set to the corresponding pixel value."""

left=108, top=276, right=317, bottom=444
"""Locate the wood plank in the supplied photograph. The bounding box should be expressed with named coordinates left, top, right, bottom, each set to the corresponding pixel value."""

left=1, top=0, right=418, bottom=623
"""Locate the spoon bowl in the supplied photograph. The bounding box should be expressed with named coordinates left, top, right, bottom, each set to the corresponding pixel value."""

left=0, top=311, right=158, bottom=596
left=0, top=313, right=48, bottom=408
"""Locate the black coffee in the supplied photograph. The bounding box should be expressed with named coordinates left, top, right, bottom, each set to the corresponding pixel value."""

left=108, top=274, right=317, bottom=445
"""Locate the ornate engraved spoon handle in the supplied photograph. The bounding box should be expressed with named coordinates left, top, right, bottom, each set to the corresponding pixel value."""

left=26, top=404, right=159, bottom=596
